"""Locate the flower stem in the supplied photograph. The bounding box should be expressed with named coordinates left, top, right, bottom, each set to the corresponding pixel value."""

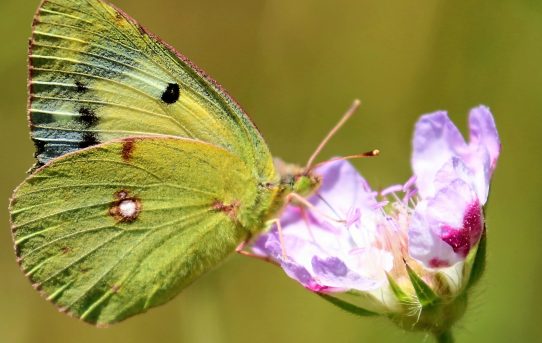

left=435, top=330, right=454, bottom=343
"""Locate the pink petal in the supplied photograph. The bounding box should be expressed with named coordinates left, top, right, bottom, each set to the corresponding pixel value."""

left=412, top=111, right=467, bottom=198
left=253, top=160, right=389, bottom=291
left=441, top=201, right=483, bottom=258
left=468, top=106, right=501, bottom=173
left=408, top=179, right=483, bottom=268
left=408, top=202, right=457, bottom=268
left=312, top=160, right=378, bottom=218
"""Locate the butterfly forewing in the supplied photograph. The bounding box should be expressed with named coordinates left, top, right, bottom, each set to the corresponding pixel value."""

left=30, top=0, right=275, bottom=182
left=10, top=137, right=275, bottom=325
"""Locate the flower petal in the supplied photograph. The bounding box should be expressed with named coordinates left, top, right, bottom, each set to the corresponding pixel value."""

left=412, top=107, right=500, bottom=204
left=408, top=201, right=456, bottom=268
left=311, top=252, right=390, bottom=291
left=408, top=179, right=483, bottom=267
left=463, top=106, right=501, bottom=203
left=311, top=160, right=378, bottom=219
left=468, top=106, right=501, bottom=173
left=412, top=111, right=467, bottom=198
left=253, top=160, right=391, bottom=292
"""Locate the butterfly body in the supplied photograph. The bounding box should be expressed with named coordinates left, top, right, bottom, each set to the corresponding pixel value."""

left=11, top=0, right=321, bottom=326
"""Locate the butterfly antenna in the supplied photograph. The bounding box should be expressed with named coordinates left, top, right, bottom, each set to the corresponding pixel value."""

left=306, top=99, right=361, bottom=170
left=311, top=150, right=380, bottom=170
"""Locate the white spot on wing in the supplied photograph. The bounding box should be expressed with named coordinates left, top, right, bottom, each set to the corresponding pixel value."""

left=119, top=199, right=137, bottom=218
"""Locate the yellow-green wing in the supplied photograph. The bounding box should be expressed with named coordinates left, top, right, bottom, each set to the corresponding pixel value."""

left=10, top=137, right=275, bottom=325
left=30, top=0, right=275, bottom=182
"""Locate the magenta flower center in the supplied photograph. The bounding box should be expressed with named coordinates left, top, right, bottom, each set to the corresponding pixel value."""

left=441, top=202, right=483, bottom=257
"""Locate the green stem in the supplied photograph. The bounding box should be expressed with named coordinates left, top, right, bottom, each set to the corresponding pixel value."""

left=435, top=330, right=454, bottom=343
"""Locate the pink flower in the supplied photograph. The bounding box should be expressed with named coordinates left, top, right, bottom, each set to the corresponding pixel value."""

left=409, top=106, right=499, bottom=267
left=253, top=106, right=500, bottom=300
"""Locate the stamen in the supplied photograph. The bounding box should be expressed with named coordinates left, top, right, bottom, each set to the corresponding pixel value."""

left=403, top=189, right=418, bottom=203
left=372, top=201, right=390, bottom=209
left=345, top=207, right=361, bottom=228
left=388, top=191, right=403, bottom=204
left=380, top=184, right=403, bottom=196
left=403, top=175, right=417, bottom=192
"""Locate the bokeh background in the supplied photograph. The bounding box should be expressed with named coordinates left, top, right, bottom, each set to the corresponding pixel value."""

left=1, top=0, right=540, bottom=342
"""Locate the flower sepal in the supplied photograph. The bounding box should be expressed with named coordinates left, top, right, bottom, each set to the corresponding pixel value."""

left=387, top=266, right=467, bottom=338
left=316, top=263, right=469, bottom=338
left=463, top=229, right=487, bottom=289
left=316, top=293, right=379, bottom=317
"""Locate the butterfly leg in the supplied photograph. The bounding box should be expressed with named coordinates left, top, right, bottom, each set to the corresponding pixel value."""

left=236, top=239, right=279, bottom=266
left=269, top=219, right=287, bottom=259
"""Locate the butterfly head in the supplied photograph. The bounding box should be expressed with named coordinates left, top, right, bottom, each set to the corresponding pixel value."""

left=273, top=158, right=322, bottom=198
left=292, top=172, right=321, bottom=197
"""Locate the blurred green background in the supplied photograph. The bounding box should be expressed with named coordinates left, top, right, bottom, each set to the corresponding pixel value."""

left=1, top=0, right=540, bottom=342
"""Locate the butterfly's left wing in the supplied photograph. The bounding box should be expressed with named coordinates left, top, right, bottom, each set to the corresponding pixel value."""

left=30, top=0, right=275, bottom=182
left=10, top=136, right=275, bottom=325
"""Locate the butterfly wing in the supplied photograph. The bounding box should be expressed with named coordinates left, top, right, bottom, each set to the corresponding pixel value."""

left=10, top=136, right=276, bottom=325
left=30, top=0, right=275, bottom=182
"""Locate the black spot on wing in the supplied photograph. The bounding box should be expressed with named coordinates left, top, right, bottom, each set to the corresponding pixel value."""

left=77, top=108, right=99, bottom=127
left=79, top=132, right=100, bottom=149
left=75, top=81, right=88, bottom=93
left=161, top=83, right=180, bottom=104
left=33, top=139, right=46, bottom=158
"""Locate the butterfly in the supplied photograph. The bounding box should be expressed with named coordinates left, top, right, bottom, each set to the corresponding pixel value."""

left=8, top=0, right=329, bottom=326
left=10, top=0, right=373, bottom=327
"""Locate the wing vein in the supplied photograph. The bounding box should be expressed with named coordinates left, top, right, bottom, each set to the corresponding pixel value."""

left=31, top=54, right=166, bottom=92
left=62, top=208, right=211, bottom=311
left=32, top=42, right=171, bottom=85
left=32, top=95, right=185, bottom=126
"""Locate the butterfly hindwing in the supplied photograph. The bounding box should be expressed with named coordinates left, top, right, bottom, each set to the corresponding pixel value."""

left=30, top=0, right=275, bottom=182
left=10, top=136, right=276, bottom=325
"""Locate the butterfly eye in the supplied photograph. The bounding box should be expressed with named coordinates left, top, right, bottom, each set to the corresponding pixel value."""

left=161, top=83, right=180, bottom=104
